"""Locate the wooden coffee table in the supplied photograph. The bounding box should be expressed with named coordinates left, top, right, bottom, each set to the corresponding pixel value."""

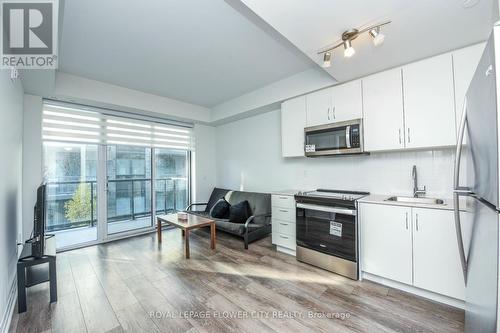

left=156, top=213, right=216, bottom=259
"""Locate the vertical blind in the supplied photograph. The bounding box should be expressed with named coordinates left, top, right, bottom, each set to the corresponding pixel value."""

left=42, top=101, right=194, bottom=150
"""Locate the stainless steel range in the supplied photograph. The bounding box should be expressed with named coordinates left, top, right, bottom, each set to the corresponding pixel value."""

left=295, top=189, right=369, bottom=280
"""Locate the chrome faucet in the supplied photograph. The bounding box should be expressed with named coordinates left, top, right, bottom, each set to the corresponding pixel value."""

left=412, top=165, right=426, bottom=198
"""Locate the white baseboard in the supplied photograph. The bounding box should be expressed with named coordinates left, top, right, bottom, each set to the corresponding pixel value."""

left=361, top=272, right=465, bottom=309
left=1, top=278, right=17, bottom=333
left=276, top=246, right=296, bottom=256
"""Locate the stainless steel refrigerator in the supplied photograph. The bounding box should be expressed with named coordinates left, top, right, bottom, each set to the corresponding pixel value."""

left=454, top=25, right=500, bottom=333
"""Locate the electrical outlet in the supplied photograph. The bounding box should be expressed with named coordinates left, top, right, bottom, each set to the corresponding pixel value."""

left=10, top=68, right=19, bottom=80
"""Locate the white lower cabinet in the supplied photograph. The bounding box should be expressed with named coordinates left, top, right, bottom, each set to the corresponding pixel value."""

left=360, top=204, right=413, bottom=285
left=412, top=208, right=466, bottom=300
left=360, top=203, right=468, bottom=300
left=271, top=194, right=296, bottom=254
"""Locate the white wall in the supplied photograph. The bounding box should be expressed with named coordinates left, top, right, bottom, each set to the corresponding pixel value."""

left=494, top=0, right=500, bottom=25
left=0, top=70, right=24, bottom=332
left=193, top=124, right=217, bottom=203
left=215, top=110, right=455, bottom=198
left=53, top=72, right=212, bottom=123
left=211, top=68, right=335, bottom=123
left=22, top=95, right=43, bottom=241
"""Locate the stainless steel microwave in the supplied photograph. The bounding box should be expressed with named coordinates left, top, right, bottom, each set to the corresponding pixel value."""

left=304, top=119, right=364, bottom=157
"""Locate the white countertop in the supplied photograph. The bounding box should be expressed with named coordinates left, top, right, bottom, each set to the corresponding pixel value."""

left=358, top=194, right=466, bottom=211
left=271, top=189, right=302, bottom=196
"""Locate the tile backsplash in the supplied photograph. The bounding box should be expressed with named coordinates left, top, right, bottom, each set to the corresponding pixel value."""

left=216, top=110, right=456, bottom=198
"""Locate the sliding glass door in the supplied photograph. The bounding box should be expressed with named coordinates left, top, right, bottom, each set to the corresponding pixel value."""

left=43, top=142, right=99, bottom=248
left=106, top=145, right=153, bottom=235
left=155, top=148, right=189, bottom=215
left=43, top=143, right=191, bottom=249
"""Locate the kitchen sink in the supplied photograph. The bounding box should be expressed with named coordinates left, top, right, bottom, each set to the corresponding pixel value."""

left=385, top=196, right=445, bottom=205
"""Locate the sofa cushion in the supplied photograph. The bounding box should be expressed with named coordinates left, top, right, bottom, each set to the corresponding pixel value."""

left=225, top=191, right=271, bottom=225
left=205, top=188, right=231, bottom=212
left=213, top=219, right=261, bottom=235
left=228, top=200, right=250, bottom=223
left=214, top=220, right=245, bottom=235
left=209, top=198, right=230, bottom=219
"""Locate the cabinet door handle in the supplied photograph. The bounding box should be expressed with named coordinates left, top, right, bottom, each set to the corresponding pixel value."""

left=332, top=106, right=336, bottom=119
left=279, top=209, right=288, bottom=213
left=280, top=235, right=289, bottom=239
left=327, top=107, right=330, bottom=120
left=405, top=212, right=408, bottom=230
left=279, top=223, right=289, bottom=226
left=415, top=213, right=419, bottom=231
left=407, top=128, right=411, bottom=143
left=399, top=128, right=402, bottom=145
left=279, top=196, right=288, bottom=200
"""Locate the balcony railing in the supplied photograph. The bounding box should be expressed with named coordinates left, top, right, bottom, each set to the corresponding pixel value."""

left=45, top=178, right=188, bottom=232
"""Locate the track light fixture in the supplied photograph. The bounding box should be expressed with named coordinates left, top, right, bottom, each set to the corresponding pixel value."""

left=318, top=21, right=390, bottom=63
left=322, top=52, right=332, bottom=67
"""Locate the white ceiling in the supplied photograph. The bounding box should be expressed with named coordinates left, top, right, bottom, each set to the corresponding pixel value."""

left=240, top=0, right=495, bottom=82
left=58, top=0, right=316, bottom=107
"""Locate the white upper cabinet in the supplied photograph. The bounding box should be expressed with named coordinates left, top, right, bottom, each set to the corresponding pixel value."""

left=360, top=203, right=413, bottom=285
left=402, top=53, right=456, bottom=149
left=452, top=43, right=486, bottom=136
left=305, top=88, right=332, bottom=127
left=363, top=68, right=405, bottom=151
left=412, top=208, right=469, bottom=300
left=281, top=96, right=306, bottom=157
left=305, top=81, right=362, bottom=127
left=331, top=80, right=363, bottom=123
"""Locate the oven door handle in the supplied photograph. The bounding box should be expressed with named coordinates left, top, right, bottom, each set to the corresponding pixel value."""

left=296, top=203, right=357, bottom=216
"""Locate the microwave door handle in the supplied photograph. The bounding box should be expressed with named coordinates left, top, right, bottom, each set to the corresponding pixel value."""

left=346, top=125, right=351, bottom=148
left=453, top=96, right=471, bottom=283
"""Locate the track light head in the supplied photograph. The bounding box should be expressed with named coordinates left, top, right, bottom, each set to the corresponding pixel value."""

left=369, top=27, right=385, bottom=46
left=322, top=52, right=332, bottom=67
left=343, top=40, right=355, bottom=58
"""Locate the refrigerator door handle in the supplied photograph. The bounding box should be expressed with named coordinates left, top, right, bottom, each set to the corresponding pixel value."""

left=453, top=97, right=471, bottom=283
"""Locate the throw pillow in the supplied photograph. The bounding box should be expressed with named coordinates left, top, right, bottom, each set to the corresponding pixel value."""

left=229, top=200, right=251, bottom=223
left=209, top=198, right=230, bottom=218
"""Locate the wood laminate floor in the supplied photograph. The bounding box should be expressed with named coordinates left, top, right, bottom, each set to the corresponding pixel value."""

left=9, top=228, right=464, bottom=333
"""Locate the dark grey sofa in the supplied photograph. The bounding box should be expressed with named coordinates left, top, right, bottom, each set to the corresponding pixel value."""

left=186, top=188, right=271, bottom=249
